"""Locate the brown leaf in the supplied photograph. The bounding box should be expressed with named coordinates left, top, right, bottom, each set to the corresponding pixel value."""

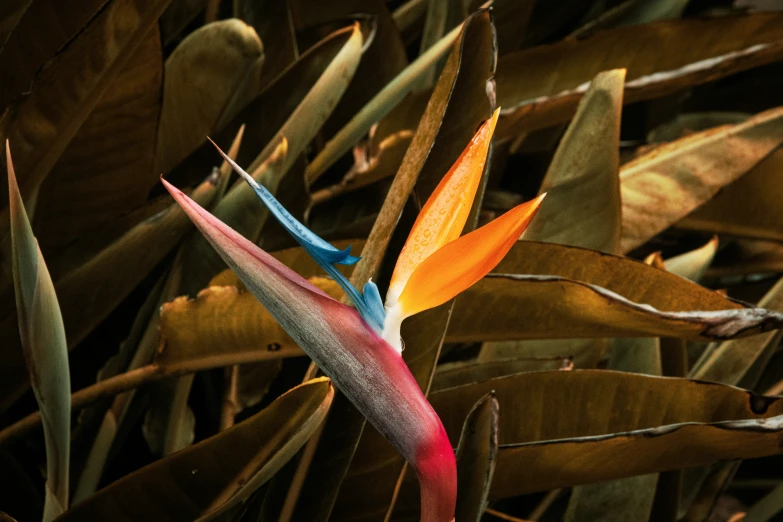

left=448, top=241, right=783, bottom=343
left=432, top=356, right=572, bottom=392
left=55, top=379, right=333, bottom=522
left=620, top=106, right=783, bottom=253
left=496, top=12, right=783, bottom=141
left=678, top=147, right=783, bottom=242
left=522, top=68, right=625, bottom=254
left=0, top=0, right=171, bottom=229
left=34, top=27, right=163, bottom=253
left=239, top=0, right=298, bottom=87
left=156, top=278, right=340, bottom=373
left=393, top=370, right=783, bottom=510
left=0, top=0, right=106, bottom=111
left=454, top=393, right=498, bottom=522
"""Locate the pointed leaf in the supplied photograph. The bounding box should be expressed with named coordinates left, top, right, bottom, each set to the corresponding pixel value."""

left=8, top=143, right=70, bottom=520
left=664, top=236, right=719, bottom=282
left=523, top=69, right=624, bottom=254
left=54, top=379, right=333, bottom=522
left=288, top=0, right=408, bottom=143
left=0, top=170, right=224, bottom=412
left=454, top=393, right=498, bottom=522
left=246, top=22, right=363, bottom=176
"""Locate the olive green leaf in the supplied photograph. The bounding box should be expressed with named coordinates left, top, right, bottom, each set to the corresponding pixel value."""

left=154, top=19, right=264, bottom=175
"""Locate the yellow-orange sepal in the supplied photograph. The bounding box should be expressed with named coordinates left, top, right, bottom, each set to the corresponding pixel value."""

left=396, top=194, right=546, bottom=318
left=385, top=108, right=500, bottom=307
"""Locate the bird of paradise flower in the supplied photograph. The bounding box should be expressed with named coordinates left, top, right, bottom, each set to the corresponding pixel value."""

left=162, top=108, right=544, bottom=522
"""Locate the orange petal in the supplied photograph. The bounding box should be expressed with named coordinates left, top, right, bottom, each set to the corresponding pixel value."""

left=397, top=194, right=546, bottom=317
left=385, top=108, right=500, bottom=306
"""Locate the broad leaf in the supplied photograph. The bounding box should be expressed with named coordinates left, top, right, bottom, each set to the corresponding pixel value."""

left=678, top=147, right=783, bottom=242
left=34, top=27, right=163, bottom=252
left=432, top=356, right=572, bottom=392
left=154, top=19, right=264, bottom=175
left=55, top=379, right=333, bottom=522
left=0, top=0, right=171, bottom=241
left=523, top=68, right=624, bottom=254
left=621, top=106, right=783, bottom=253
left=448, top=241, right=783, bottom=343
left=394, top=370, right=783, bottom=512
left=0, top=0, right=105, bottom=109
left=156, top=278, right=340, bottom=371
left=496, top=12, right=783, bottom=141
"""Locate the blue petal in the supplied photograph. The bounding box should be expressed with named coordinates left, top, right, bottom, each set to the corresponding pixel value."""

left=212, top=141, right=383, bottom=328
left=247, top=177, right=359, bottom=266
left=321, top=262, right=384, bottom=332
left=362, top=280, right=387, bottom=329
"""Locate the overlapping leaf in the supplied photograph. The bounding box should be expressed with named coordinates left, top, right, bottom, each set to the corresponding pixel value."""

left=449, top=241, right=783, bottom=343
left=55, top=379, right=333, bottom=522
left=496, top=12, right=783, bottom=141
left=0, top=171, right=224, bottom=412
left=393, top=370, right=783, bottom=515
